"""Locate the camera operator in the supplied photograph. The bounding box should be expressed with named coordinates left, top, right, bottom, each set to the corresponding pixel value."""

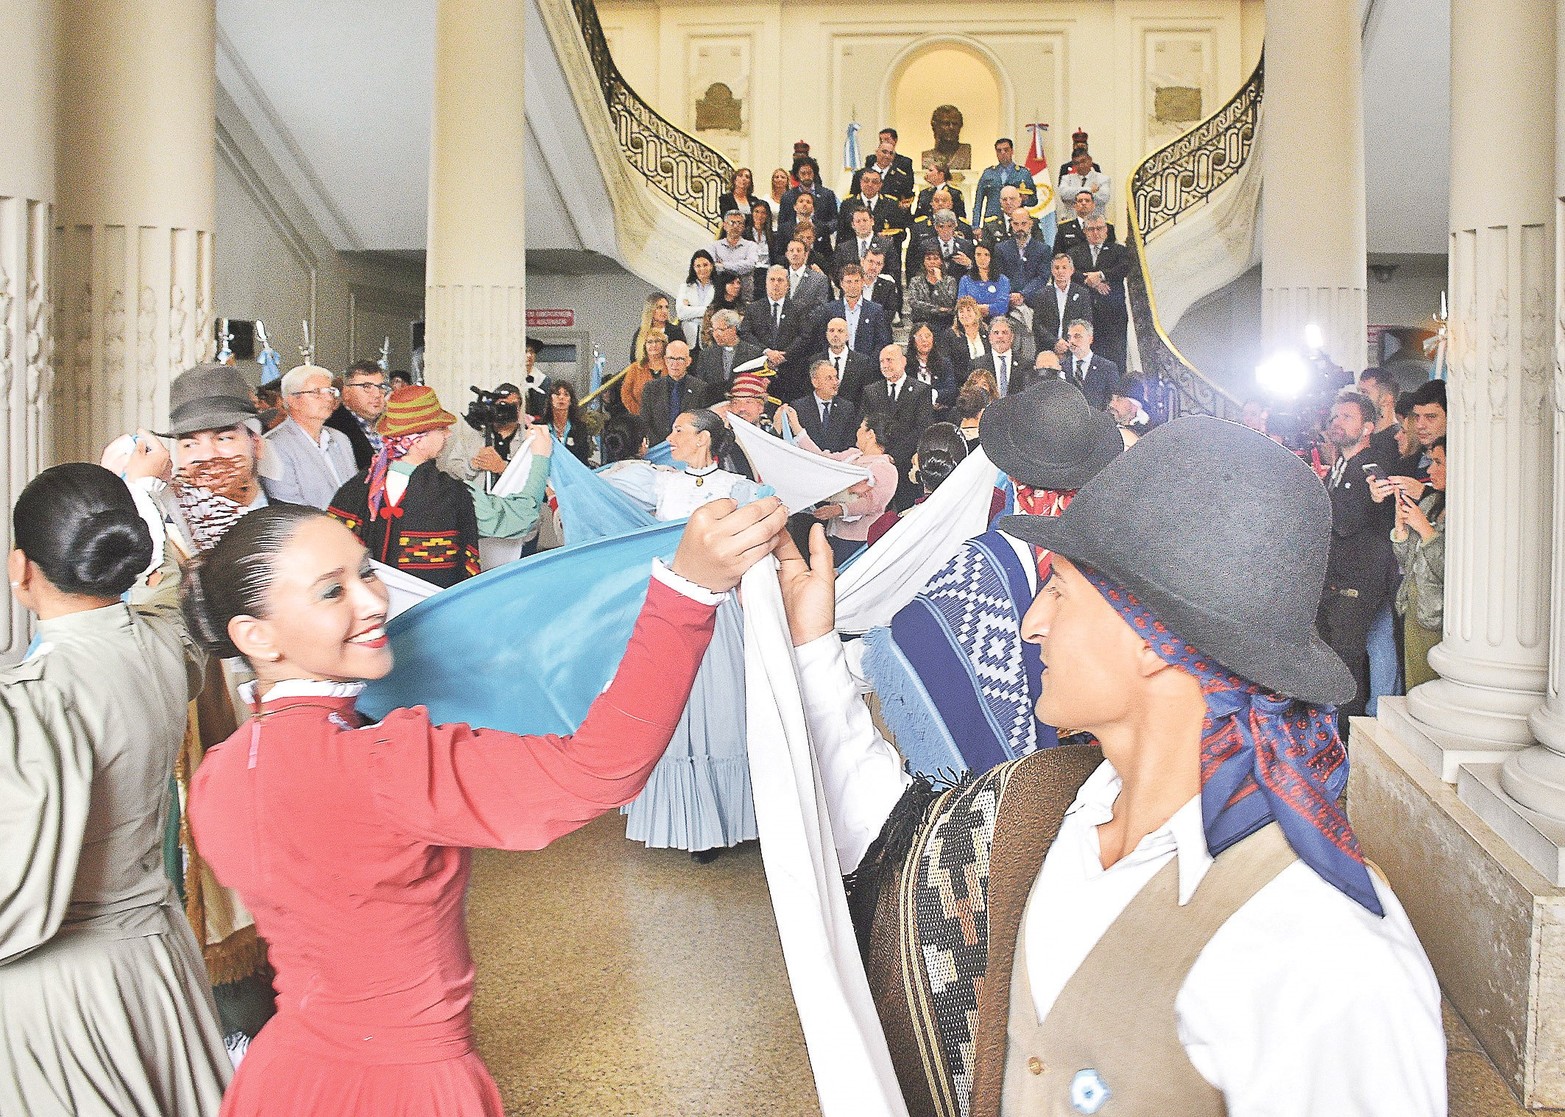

left=468, top=382, right=528, bottom=477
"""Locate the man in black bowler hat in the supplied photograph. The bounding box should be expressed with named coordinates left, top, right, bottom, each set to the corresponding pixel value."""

left=772, top=415, right=1445, bottom=1117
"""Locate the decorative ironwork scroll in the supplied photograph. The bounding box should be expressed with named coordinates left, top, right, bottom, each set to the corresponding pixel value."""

left=570, top=0, right=735, bottom=230
left=1124, top=56, right=1263, bottom=421
left=1135, top=59, right=1263, bottom=241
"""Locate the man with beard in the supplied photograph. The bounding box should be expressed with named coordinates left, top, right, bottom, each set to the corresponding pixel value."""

left=158, top=363, right=271, bottom=555
left=151, top=362, right=277, bottom=1060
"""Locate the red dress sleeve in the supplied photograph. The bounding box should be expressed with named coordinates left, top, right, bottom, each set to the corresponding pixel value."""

left=363, top=578, right=718, bottom=850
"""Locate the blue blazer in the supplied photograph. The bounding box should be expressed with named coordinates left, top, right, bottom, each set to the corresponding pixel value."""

left=814, top=297, right=892, bottom=358
left=993, top=236, right=1051, bottom=301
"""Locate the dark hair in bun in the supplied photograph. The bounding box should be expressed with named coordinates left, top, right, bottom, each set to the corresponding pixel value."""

left=685, top=408, right=732, bottom=459
left=13, top=463, right=153, bottom=599
left=183, top=504, right=326, bottom=661
left=915, top=422, right=969, bottom=494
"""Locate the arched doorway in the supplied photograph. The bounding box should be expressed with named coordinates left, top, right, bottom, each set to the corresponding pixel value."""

left=887, top=39, right=1008, bottom=187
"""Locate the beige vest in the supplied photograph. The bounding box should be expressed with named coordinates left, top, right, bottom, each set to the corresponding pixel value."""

left=999, top=823, right=1296, bottom=1116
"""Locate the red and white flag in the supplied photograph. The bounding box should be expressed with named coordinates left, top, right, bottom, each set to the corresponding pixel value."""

left=1024, top=123, right=1057, bottom=238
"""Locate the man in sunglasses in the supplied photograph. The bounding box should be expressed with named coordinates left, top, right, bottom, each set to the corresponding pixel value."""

left=327, top=359, right=391, bottom=471
left=260, top=363, right=358, bottom=508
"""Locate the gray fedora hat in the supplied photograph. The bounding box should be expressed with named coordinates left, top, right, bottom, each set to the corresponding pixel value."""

left=159, top=363, right=259, bottom=438
left=978, top=379, right=1124, bottom=491
left=999, top=414, right=1355, bottom=706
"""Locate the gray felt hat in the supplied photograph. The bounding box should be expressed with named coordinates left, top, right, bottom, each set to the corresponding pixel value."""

left=159, top=363, right=259, bottom=438
left=978, top=379, right=1124, bottom=491
left=999, top=414, right=1355, bottom=706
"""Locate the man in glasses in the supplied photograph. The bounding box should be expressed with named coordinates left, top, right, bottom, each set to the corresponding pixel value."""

left=260, top=363, right=358, bottom=508
left=327, top=359, right=391, bottom=471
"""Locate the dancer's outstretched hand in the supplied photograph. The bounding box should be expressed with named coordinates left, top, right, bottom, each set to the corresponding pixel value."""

left=671, top=496, right=787, bottom=593
left=774, top=524, right=835, bottom=647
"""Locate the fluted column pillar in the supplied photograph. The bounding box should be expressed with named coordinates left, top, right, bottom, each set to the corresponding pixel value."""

left=1409, top=0, right=1555, bottom=756
left=0, top=0, right=56, bottom=664
left=423, top=0, right=526, bottom=410
left=1500, top=0, right=1565, bottom=813
left=1260, top=0, right=1368, bottom=371
left=54, top=0, right=215, bottom=464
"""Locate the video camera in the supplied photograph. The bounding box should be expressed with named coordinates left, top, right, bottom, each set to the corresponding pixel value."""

left=464, top=385, right=521, bottom=442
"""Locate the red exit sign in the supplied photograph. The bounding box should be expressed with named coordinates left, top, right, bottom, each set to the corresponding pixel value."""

left=526, top=308, right=575, bottom=328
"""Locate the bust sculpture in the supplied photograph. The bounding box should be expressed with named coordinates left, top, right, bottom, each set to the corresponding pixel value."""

left=920, top=104, right=972, bottom=171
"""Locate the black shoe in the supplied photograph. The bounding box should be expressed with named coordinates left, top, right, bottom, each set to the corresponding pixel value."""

left=690, top=848, right=721, bottom=864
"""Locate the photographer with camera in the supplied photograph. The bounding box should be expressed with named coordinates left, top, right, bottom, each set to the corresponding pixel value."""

left=328, top=386, right=552, bottom=587
left=466, top=382, right=528, bottom=477
left=1317, top=392, right=1397, bottom=721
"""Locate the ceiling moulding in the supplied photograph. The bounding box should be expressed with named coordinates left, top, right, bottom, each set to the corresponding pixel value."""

left=215, top=24, right=366, bottom=253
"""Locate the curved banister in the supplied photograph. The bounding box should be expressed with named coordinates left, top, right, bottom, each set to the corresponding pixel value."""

left=569, top=0, right=736, bottom=231
left=1124, top=56, right=1263, bottom=419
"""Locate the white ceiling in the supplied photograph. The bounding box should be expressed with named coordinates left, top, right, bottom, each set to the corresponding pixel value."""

left=1361, top=0, right=1451, bottom=255
left=213, top=0, right=1453, bottom=257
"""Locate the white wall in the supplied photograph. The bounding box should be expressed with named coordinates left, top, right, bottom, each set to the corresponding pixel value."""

left=213, top=86, right=424, bottom=379
left=598, top=0, right=1251, bottom=204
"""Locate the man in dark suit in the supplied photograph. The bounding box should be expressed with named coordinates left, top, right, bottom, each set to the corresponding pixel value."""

left=779, top=191, right=835, bottom=251
left=859, top=343, right=934, bottom=510
left=812, top=265, right=892, bottom=359
left=1069, top=215, right=1132, bottom=372
left=1030, top=253, right=1095, bottom=358
left=1052, top=188, right=1118, bottom=258
left=788, top=358, right=860, bottom=452
left=832, top=209, right=897, bottom=287
left=641, top=339, right=714, bottom=444
left=741, top=266, right=812, bottom=400
left=912, top=159, right=966, bottom=221
left=1062, top=320, right=1119, bottom=410
left=970, top=317, right=1041, bottom=396
left=326, top=359, right=388, bottom=472
left=810, top=317, right=878, bottom=407
left=837, top=170, right=908, bottom=281
left=992, top=209, right=1051, bottom=312
left=910, top=209, right=974, bottom=281
left=779, top=156, right=839, bottom=232
left=851, top=129, right=917, bottom=206
left=861, top=249, right=902, bottom=325
left=694, top=308, right=763, bottom=387
left=1317, top=392, right=1397, bottom=720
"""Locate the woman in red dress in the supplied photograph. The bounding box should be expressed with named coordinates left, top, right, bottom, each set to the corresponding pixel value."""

left=185, top=496, right=786, bottom=1116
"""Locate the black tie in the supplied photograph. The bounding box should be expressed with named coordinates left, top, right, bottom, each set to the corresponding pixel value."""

left=821, top=400, right=831, bottom=426
left=890, top=383, right=899, bottom=404
left=671, top=378, right=683, bottom=414
left=773, top=302, right=782, bottom=331
left=1075, top=358, right=1087, bottom=384
left=835, top=355, right=844, bottom=376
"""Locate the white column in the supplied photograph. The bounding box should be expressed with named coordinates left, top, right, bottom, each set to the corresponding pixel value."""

left=1501, top=0, right=1565, bottom=813
left=0, top=0, right=56, bottom=664
left=54, top=0, right=215, bottom=466
left=1409, top=0, right=1555, bottom=756
left=1260, top=0, right=1368, bottom=371
left=423, top=0, right=527, bottom=412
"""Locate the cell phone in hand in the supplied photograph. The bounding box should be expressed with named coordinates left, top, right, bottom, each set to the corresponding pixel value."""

left=1360, top=462, right=1387, bottom=483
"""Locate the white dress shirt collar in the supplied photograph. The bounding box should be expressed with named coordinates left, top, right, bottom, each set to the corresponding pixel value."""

left=1062, top=760, right=1213, bottom=904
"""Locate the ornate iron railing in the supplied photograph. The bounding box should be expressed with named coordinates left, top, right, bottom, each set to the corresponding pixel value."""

left=1134, top=58, right=1263, bottom=240
left=570, top=0, right=734, bottom=230
left=1124, top=56, right=1263, bottom=420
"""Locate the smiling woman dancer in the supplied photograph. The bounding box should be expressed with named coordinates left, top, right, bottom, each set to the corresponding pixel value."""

left=184, top=495, right=786, bottom=1116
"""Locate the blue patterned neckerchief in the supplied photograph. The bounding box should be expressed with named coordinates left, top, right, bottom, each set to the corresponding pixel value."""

left=1077, top=565, right=1384, bottom=917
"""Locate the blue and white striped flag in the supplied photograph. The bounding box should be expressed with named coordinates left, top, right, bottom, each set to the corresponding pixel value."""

left=843, top=122, right=862, bottom=172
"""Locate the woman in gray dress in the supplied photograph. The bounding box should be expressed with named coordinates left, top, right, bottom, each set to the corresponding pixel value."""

left=0, top=453, right=230, bottom=1116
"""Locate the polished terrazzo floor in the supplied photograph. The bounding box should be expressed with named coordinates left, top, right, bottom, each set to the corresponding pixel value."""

left=467, top=812, right=1558, bottom=1117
